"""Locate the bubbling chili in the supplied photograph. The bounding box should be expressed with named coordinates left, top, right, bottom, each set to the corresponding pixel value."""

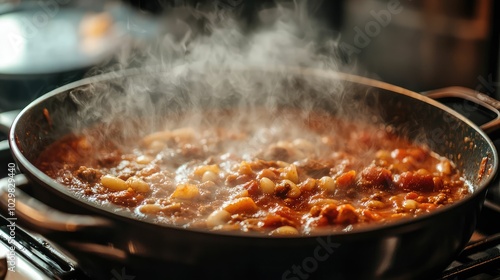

left=36, top=109, right=470, bottom=235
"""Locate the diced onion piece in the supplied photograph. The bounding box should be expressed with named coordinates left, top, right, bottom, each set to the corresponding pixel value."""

left=437, top=160, right=452, bottom=175
left=318, top=176, right=336, bottom=192
left=270, top=226, right=299, bottom=236
left=136, top=155, right=153, bottom=164
left=276, top=161, right=290, bottom=168
left=224, top=197, right=258, bottom=214
left=171, top=184, right=200, bottom=200
left=236, top=190, right=249, bottom=198
left=101, top=175, right=128, bottom=191
left=259, top=177, right=275, bottom=194
left=138, top=202, right=179, bottom=214
left=238, top=161, right=254, bottom=175
left=202, top=171, right=219, bottom=183
left=282, top=179, right=301, bottom=198
left=403, top=199, right=418, bottom=209
left=258, top=169, right=278, bottom=180
left=299, top=178, right=316, bottom=191
left=163, top=203, right=181, bottom=212
left=366, top=200, right=385, bottom=209
left=138, top=204, right=163, bottom=214
left=194, top=164, right=220, bottom=177
left=126, top=177, right=150, bottom=193
left=281, top=164, right=299, bottom=183
left=206, top=209, right=231, bottom=227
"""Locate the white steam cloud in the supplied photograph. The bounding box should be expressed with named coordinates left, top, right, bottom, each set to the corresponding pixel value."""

left=55, top=1, right=379, bottom=150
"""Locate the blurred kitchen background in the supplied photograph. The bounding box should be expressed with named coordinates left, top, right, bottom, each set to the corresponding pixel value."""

left=0, top=0, right=499, bottom=112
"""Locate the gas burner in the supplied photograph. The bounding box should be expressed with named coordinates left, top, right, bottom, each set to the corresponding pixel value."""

left=0, top=214, right=89, bottom=280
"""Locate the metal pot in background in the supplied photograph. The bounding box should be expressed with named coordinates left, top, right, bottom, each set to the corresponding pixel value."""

left=339, top=0, right=499, bottom=93
left=0, top=2, right=94, bottom=111
left=0, top=0, right=163, bottom=113
left=118, top=0, right=500, bottom=94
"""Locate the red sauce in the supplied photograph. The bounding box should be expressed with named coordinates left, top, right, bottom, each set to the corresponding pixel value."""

left=36, top=109, right=470, bottom=235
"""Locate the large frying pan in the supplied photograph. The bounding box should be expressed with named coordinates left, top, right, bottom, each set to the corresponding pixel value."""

left=2, top=68, right=500, bottom=280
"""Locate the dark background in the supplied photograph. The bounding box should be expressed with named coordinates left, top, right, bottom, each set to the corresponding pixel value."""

left=0, top=0, right=499, bottom=112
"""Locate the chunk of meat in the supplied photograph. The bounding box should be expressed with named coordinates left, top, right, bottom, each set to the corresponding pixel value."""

left=108, top=190, right=144, bottom=207
left=295, top=159, right=331, bottom=178
left=394, top=172, right=435, bottom=192
left=263, top=145, right=290, bottom=161
left=74, top=166, right=102, bottom=183
left=360, top=166, right=392, bottom=189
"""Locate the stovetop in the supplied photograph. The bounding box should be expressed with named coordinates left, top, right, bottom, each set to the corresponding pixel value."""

left=440, top=201, right=500, bottom=280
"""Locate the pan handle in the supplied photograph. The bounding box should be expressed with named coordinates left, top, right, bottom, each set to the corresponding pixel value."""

left=422, top=86, right=500, bottom=134
left=0, top=174, right=114, bottom=233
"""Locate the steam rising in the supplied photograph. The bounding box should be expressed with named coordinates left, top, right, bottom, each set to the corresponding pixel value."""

left=61, top=1, right=378, bottom=150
